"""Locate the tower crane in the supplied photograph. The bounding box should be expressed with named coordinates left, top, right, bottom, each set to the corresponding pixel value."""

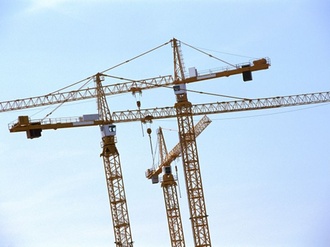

left=8, top=91, right=330, bottom=246
left=172, top=38, right=211, bottom=247
left=94, top=73, right=133, bottom=246
left=2, top=38, right=272, bottom=246
left=0, top=45, right=269, bottom=113
left=149, top=115, right=212, bottom=247
left=4, top=38, right=330, bottom=246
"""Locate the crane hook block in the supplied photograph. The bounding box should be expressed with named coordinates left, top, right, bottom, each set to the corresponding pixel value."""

left=147, top=128, right=152, bottom=135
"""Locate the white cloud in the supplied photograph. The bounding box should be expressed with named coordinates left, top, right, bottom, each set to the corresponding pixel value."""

left=25, top=0, right=109, bottom=13
left=25, top=0, right=223, bottom=13
left=27, top=0, right=71, bottom=12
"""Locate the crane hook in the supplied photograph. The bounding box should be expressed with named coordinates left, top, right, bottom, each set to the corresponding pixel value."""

left=147, top=127, right=156, bottom=169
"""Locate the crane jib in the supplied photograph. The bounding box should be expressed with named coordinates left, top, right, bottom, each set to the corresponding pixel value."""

left=8, top=91, right=330, bottom=138
left=0, top=58, right=270, bottom=113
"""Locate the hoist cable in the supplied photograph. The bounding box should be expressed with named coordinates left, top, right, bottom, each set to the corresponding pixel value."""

left=190, top=46, right=257, bottom=60
left=101, top=40, right=172, bottom=74
left=139, top=80, right=250, bottom=100
left=47, top=40, right=171, bottom=95
left=180, top=40, right=237, bottom=68
left=48, top=76, right=93, bottom=94
left=173, top=165, right=181, bottom=198
left=42, top=77, right=93, bottom=120
left=147, top=128, right=156, bottom=169
left=186, top=88, right=250, bottom=100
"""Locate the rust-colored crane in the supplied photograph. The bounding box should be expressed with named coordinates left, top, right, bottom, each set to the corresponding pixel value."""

left=3, top=38, right=272, bottom=246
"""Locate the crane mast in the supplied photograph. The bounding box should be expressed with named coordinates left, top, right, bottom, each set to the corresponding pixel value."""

left=172, top=39, right=211, bottom=247
left=157, top=127, right=186, bottom=247
left=95, top=74, right=133, bottom=247
left=162, top=169, right=185, bottom=247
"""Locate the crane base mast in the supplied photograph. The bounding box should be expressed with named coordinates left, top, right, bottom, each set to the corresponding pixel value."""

left=101, top=135, right=133, bottom=247
left=162, top=171, right=186, bottom=247
left=175, top=100, right=211, bottom=247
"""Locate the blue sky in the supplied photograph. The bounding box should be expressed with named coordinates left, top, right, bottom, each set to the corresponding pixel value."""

left=1, top=0, right=330, bottom=247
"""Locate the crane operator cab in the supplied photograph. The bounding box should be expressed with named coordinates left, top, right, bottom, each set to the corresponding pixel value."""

left=100, top=124, right=116, bottom=137
left=173, top=83, right=188, bottom=102
left=173, top=84, right=186, bottom=95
